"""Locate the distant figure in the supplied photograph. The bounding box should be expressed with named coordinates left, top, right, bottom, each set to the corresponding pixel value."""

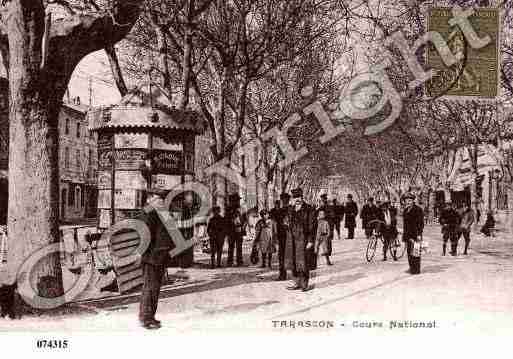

left=270, top=200, right=281, bottom=221
left=458, top=203, right=475, bottom=255
left=254, top=209, right=277, bottom=269
left=439, top=201, right=461, bottom=256
left=344, top=194, right=358, bottom=239
left=207, top=206, right=226, bottom=268
left=481, top=211, right=496, bottom=237
left=225, top=193, right=246, bottom=267
left=318, top=193, right=335, bottom=241
left=315, top=209, right=333, bottom=266
left=361, top=197, right=381, bottom=240
left=274, top=193, right=291, bottom=280
left=332, top=198, right=344, bottom=240
left=379, top=201, right=398, bottom=261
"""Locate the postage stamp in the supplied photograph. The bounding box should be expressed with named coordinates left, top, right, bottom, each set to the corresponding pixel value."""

left=427, top=7, right=500, bottom=98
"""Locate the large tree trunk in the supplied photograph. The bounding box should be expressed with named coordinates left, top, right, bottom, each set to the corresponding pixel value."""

left=1, top=0, right=143, bottom=299
left=6, top=2, right=64, bottom=297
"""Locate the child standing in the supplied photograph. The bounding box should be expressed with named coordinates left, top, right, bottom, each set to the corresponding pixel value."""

left=254, top=210, right=277, bottom=268
left=316, top=210, right=333, bottom=266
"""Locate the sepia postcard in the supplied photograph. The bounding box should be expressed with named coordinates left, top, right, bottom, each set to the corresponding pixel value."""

left=0, top=0, right=512, bottom=356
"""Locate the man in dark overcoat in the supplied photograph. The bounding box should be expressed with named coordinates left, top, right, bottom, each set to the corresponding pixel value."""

left=284, top=188, right=316, bottom=291
left=344, top=194, right=358, bottom=239
left=402, top=193, right=424, bottom=275
left=207, top=206, right=226, bottom=268
left=274, top=192, right=290, bottom=280
left=225, top=193, right=246, bottom=267
left=137, top=188, right=173, bottom=330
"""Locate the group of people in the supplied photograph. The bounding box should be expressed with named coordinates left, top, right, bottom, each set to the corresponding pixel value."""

left=136, top=187, right=428, bottom=330
left=438, top=201, right=496, bottom=256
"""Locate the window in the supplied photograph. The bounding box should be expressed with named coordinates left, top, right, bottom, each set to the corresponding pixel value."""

left=64, top=147, right=70, bottom=169
left=76, top=122, right=81, bottom=138
left=68, top=185, right=74, bottom=206
left=65, top=119, right=70, bottom=135
left=76, top=150, right=81, bottom=170
left=76, top=186, right=81, bottom=209
left=81, top=186, right=85, bottom=207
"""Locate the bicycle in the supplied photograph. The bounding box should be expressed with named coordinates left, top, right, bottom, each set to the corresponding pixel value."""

left=365, top=219, right=406, bottom=262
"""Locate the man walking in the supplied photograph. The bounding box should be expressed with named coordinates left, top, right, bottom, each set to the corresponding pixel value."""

left=274, top=192, right=291, bottom=280
left=439, top=201, right=461, bottom=256
left=458, top=203, right=475, bottom=255
left=402, top=193, right=424, bottom=275
left=225, top=193, right=246, bottom=267
left=137, top=188, right=173, bottom=330
left=380, top=201, right=398, bottom=261
left=284, top=188, right=316, bottom=292
left=344, top=194, right=358, bottom=239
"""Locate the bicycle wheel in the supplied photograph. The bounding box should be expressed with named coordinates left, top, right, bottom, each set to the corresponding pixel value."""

left=366, top=234, right=378, bottom=262
left=389, top=236, right=406, bottom=260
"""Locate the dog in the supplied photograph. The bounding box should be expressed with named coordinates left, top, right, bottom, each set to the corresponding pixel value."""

left=0, top=282, right=22, bottom=319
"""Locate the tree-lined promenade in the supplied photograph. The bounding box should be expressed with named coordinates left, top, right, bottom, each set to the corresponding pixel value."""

left=1, top=0, right=513, bottom=316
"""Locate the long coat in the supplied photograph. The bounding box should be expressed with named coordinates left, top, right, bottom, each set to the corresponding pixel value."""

left=315, top=219, right=332, bottom=256
left=254, top=218, right=277, bottom=254
left=344, top=201, right=358, bottom=229
left=402, top=204, right=424, bottom=241
left=284, top=203, right=316, bottom=272
left=136, top=209, right=174, bottom=266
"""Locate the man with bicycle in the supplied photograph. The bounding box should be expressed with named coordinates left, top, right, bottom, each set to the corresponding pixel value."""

left=379, top=200, right=398, bottom=261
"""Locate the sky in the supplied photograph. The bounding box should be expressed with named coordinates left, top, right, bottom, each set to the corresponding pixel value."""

left=68, top=51, right=122, bottom=107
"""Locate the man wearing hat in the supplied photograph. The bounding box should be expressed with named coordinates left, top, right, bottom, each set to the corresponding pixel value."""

left=380, top=200, right=398, bottom=261
left=225, top=193, right=246, bottom=266
left=361, top=197, right=381, bottom=240
left=344, top=194, right=358, bottom=239
left=402, top=193, right=424, bottom=274
left=137, top=188, right=173, bottom=329
left=284, top=188, right=316, bottom=291
left=439, top=201, right=461, bottom=256
left=274, top=192, right=291, bottom=280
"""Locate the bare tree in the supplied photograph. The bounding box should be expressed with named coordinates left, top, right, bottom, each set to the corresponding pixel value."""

left=0, top=1, right=143, bottom=299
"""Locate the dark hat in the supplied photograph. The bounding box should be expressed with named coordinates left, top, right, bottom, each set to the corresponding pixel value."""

left=280, top=192, right=291, bottom=200
left=146, top=187, right=169, bottom=197
left=347, top=194, right=353, bottom=199
left=212, top=206, right=221, bottom=213
left=368, top=197, right=374, bottom=202
left=320, top=193, right=328, bottom=199
left=291, top=187, right=303, bottom=198
left=403, top=192, right=415, bottom=200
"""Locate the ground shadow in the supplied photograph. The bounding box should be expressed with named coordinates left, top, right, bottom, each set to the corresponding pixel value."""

left=421, top=264, right=451, bottom=274
left=87, top=267, right=277, bottom=311
left=202, top=300, right=279, bottom=316
left=313, top=272, right=367, bottom=290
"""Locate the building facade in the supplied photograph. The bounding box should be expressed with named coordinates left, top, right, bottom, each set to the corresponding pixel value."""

left=0, top=88, right=98, bottom=224
left=58, top=98, right=98, bottom=221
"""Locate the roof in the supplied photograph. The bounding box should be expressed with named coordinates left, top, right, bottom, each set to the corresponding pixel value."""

left=88, top=81, right=205, bottom=134
left=62, top=101, right=89, bottom=114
